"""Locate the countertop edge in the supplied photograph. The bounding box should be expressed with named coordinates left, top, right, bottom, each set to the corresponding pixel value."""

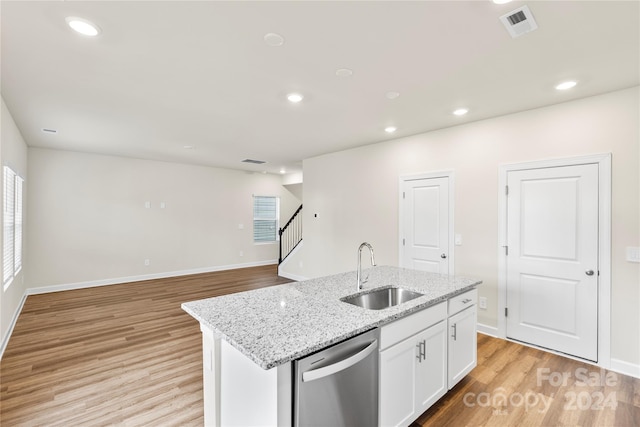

left=182, top=280, right=480, bottom=370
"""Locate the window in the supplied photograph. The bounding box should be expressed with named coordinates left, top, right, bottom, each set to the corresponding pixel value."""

left=253, top=196, right=279, bottom=243
left=3, top=166, right=23, bottom=289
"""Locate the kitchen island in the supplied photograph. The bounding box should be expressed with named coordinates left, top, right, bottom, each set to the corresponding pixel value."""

left=182, top=266, right=481, bottom=427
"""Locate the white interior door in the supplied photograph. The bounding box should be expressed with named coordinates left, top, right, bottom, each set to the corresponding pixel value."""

left=401, top=176, right=450, bottom=274
left=506, top=164, right=599, bottom=361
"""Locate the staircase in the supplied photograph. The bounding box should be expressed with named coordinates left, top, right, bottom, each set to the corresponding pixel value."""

left=279, top=204, right=302, bottom=264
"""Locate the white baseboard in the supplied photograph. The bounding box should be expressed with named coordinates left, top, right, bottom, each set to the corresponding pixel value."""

left=477, top=323, right=498, bottom=337
left=26, top=260, right=278, bottom=295
left=277, top=271, right=309, bottom=282
left=0, top=292, right=28, bottom=360
left=610, top=358, right=640, bottom=379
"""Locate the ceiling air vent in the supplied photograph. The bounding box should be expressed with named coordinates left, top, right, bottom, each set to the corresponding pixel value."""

left=500, top=5, right=538, bottom=38
left=242, top=159, right=267, bottom=165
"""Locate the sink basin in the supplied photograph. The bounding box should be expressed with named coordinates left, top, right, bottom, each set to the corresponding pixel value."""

left=341, top=287, right=424, bottom=310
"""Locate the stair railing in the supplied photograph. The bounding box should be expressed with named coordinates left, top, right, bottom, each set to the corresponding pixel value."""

left=279, top=204, right=303, bottom=264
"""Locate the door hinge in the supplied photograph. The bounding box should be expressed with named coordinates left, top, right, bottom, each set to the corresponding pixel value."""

left=502, top=245, right=509, bottom=255
left=505, top=185, right=509, bottom=196
left=403, top=191, right=405, bottom=199
left=402, top=238, right=405, bottom=246
left=505, top=307, right=508, bottom=317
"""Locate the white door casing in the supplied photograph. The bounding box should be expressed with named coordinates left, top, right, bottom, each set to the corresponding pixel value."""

left=498, top=154, right=611, bottom=368
left=399, top=172, right=454, bottom=275
left=506, top=164, right=599, bottom=361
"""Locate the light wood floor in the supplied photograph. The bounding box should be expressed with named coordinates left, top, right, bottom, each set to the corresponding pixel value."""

left=1, top=265, right=291, bottom=426
left=413, top=334, right=640, bottom=427
left=1, top=265, right=639, bottom=426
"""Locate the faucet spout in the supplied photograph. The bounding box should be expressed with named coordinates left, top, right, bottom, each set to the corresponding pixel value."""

left=357, top=242, right=376, bottom=290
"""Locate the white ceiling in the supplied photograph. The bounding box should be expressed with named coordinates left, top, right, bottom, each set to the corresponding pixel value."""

left=2, top=1, right=638, bottom=175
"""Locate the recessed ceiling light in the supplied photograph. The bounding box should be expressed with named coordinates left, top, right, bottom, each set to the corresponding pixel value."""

left=264, top=33, right=284, bottom=47
left=287, top=93, right=304, bottom=103
left=386, top=91, right=400, bottom=100
left=65, top=16, right=101, bottom=36
left=492, top=0, right=513, bottom=4
left=453, top=108, right=469, bottom=116
left=555, top=80, right=577, bottom=91
left=279, top=168, right=286, bottom=174
left=183, top=145, right=195, bottom=150
left=335, top=68, right=353, bottom=77
left=385, top=126, right=397, bottom=133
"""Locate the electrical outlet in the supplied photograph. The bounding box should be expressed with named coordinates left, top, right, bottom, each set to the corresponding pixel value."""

left=479, top=297, right=487, bottom=310
left=144, top=259, right=150, bottom=266
left=239, top=250, right=244, bottom=257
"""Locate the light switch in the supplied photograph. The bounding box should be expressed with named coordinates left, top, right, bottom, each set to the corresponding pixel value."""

left=455, top=234, right=462, bottom=246
left=144, top=201, right=151, bottom=209
left=238, top=224, right=244, bottom=230
left=626, top=247, right=640, bottom=263
left=160, top=202, right=166, bottom=209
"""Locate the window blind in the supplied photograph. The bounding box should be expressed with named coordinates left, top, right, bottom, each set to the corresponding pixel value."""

left=3, top=166, right=22, bottom=288
left=3, top=167, right=16, bottom=286
left=253, top=196, right=279, bottom=242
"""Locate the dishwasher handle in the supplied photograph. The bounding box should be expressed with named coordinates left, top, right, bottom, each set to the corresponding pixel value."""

left=302, top=340, right=378, bottom=383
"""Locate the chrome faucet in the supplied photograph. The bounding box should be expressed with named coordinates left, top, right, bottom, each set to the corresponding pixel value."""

left=356, top=242, right=376, bottom=290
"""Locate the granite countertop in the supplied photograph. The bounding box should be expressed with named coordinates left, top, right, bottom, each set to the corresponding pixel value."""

left=181, top=265, right=481, bottom=370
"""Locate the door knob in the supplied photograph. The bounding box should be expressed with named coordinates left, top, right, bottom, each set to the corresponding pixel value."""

left=441, top=253, right=447, bottom=259
left=585, top=270, right=595, bottom=276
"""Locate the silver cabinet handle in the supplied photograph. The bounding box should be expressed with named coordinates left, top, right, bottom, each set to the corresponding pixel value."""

left=440, top=253, right=447, bottom=259
left=462, top=298, right=472, bottom=304
left=586, top=270, right=595, bottom=276
left=302, top=340, right=378, bottom=382
left=451, top=323, right=457, bottom=341
left=416, top=340, right=426, bottom=362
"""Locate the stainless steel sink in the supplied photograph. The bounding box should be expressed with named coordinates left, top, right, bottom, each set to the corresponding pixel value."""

left=341, top=287, right=424, bottom=310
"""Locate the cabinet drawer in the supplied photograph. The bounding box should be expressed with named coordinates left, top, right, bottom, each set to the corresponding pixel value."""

left=380, top=301, right=447, bottom=351
left=448, top=288, right=477, bottom=316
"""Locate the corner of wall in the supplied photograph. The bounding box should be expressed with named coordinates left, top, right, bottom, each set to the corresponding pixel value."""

left=1, top=96, right=30, bottom=357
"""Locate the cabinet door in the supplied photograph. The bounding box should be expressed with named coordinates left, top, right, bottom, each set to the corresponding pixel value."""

left=415, top=320, right=447, bottom=413
left=448, top=306, right=477, bottom=389
left=379, top=334, right=418, bottom=427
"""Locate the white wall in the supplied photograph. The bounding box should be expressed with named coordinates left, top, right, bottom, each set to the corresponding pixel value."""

left=1, top=97, right=29, bottom=350
left=298, top=87, right=639, bottom=367
left=26, top=148, right=300, bottom=290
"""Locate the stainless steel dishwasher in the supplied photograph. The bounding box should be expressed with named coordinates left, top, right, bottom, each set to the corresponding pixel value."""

left=294, top=328, right=379, bottom=427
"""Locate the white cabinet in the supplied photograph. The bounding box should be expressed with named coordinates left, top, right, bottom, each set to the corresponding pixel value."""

left=447, top=289, right=477, bottom=389
left=379, top=302, right=447, bottom=427
left=414, top=322, right=447, bottom=412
